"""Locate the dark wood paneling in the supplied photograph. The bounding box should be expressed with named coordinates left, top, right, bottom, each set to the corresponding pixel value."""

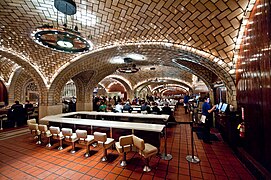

left=0, top=81, right=8, bottom=105
left=236, top=0, right=271, bottom=171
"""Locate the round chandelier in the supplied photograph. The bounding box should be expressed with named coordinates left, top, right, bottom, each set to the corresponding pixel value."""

left=31, top=0, right=93, bottom=53
left=116, top=58, right=140, bottom=73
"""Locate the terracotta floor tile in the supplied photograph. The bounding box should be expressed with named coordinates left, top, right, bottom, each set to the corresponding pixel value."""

left=105, top=173, right=118, bottom=180
left=130, top=171, right=142, bottom=180
left=179, top=167, right=190, bottom=176
left=190, top=169, right=203, bottom=178
left=178, top=174, right=191, bottom=180
left=79, top=166, right=91, bottom=173
left=0, top=108, right=256, bottom=180
left=102, top=164, right=115, bottom=172
left=79, top=174, right=93, bottom=180
left=120, top=169, right=133, bottom=177
left=154, top=169, right=167, bottom=178
left=202, top=172, right=216, bottom=180
left=95, top=162, right=106, bottom=169
left=95, top=170, right=109, bottom=179
left=116, top=175, right=129, bottom=180
left=36, top=171, right=52, bottom=179
left=141, top=174, right=154, bottom=180
left=69, top=171, right=84, bottom=179
left=86, top=168, right=99, bottom=176
left=166, top=172, right=178, bottom=180
left=71, top=164, right=84, bottom=171
left=61, top=169, right=77, bottom=177
left=111, top=167, right=123, bottom=175
left=54, top=167, right=68, bottom=176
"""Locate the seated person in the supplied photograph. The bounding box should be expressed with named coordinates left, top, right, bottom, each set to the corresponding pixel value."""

left=161, top=103, right=172, bottom=115
left=141, top=102, right=151, bottom=114
left=106, top=103, right=113, bottom=112
left=123, top=102, right=133, bottom=113
left=114, top=102, right=123, bottom=113
left=151, top=103, right=161, bottom=114
left=98, top=101, right=107, bottom=112
left=162, top=103, right=176, bottom=123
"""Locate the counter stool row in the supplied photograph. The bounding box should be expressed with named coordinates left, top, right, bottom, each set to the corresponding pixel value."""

left=27, top=119, right=157, bottom=172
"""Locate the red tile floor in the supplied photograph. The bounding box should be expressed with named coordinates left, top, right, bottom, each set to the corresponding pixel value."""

left=0, top=108, right=255, bottom=179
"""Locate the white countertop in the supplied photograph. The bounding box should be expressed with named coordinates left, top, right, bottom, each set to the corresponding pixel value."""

left=61, top=111, right=169, bottom=120
left=40, top=113, right=165, bottom=133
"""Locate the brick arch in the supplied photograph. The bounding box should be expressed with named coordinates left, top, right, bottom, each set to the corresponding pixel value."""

left=0, top=49, right=48, bottom=105
left=8, top=69, right=44, bottom=105
left=109, top=77, right=133, bottom=99
left=49, top=43, right=236, bottom=105
left=48, top=68, right=98, bottom=105
left=134, top=78, right=193, bottom=93
left=172, top=53, right=236, bottom=105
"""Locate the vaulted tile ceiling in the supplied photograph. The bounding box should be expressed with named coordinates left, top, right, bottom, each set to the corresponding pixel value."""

left=0, top=0, right=250, bottom=90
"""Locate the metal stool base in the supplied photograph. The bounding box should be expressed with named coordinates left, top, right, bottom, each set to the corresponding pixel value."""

left=160, top=153, right=173, bottom=161
left=143, top=165, right=151, bottom=172
left=186, top=155, right=200, bottom=163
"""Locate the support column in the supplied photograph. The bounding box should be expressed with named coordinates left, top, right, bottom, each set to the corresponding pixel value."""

left=76, top=102, right=92, bottom=111
left=39, top=104, right=62, bottom=119
left=126, top=90, right=134, bottom=101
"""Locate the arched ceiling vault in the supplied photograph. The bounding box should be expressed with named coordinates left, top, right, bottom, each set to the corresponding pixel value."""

left=152, top=85, right=189, bottom=93
left=0, top=0, right=253, bottom=102
left=99, top=77, right=131, bottom=93
left=135, top=78, right=193, bottom=94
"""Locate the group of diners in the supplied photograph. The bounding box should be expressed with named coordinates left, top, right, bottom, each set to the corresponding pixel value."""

left=93, top=95, right=176, bottom=116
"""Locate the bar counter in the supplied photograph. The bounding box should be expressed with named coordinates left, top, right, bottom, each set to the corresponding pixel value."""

left=40, top=112, right=167, bottom=149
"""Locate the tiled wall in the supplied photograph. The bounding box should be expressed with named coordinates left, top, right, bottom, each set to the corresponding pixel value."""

left=236, top=0, right=271, bottom=171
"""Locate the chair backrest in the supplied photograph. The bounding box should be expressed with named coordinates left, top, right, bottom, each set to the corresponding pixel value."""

left=119, top=135, right=133, bottom=146
left=38, top=124, right=48, bottom=132
left=29, top=123, right=38, bottom=131
left=132, top=135, right=145, bottom=151
left=62, top=128, right=73, bottom=136
left=49, top=126, right=61, bottom=134
left=94, top=132, right=107, bottom=142
left=76, top=129, right=87, bottom=139
left=27, top=119, right=36, bottom=125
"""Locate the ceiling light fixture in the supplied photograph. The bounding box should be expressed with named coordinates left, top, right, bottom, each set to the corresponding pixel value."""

left=31, top=0, right=93, bottom=53
left=116, top=57, right=139, bottom=73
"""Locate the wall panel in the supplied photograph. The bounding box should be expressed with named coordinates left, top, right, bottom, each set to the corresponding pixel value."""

left=236, top=0, right=271, bottom=171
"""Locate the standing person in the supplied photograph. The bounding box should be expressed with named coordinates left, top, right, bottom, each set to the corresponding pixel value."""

left=10, top=101, right=24, bottom=127
left=183, top=93, right=190, bottom=114
left=201, top=97, right=216, bottom=144
left=24, top=100, right=34, bottom=120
